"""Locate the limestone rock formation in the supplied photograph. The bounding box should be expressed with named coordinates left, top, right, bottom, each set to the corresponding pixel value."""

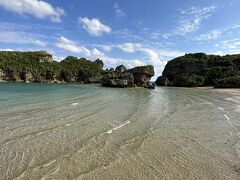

left=129, top=65, right=155, bottom=89
left=37, top=51, right=53, bottom=63
left=24, top=71, right=35, bottom=83
left=0, top=69, right=6, bottom=82
left=101, top=71, right=134, bottom=88
left=155, top=76, right=170, bottom=86
left=102, top=65, right=155, bottom=89
left=116, top=65, right=127, bottom=72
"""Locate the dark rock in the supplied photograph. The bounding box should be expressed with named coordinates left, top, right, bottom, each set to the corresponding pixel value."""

left=116, top=65, right=127, bottom=72
left=102, top=71, right=134, bottom=88
left=94, top=59, right=104, bottom=68
left=129, top=65, right=155, bottom=88
left=155, top=76, right=169, bottom=86
left=87, top=76, right=103, bottom=83
left=102, top=65, right=155, bottom=89
left=214, top=76, right=240, bottom=88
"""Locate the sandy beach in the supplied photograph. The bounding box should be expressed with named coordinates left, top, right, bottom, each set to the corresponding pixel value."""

left=197, top=87, right=240, bottom=95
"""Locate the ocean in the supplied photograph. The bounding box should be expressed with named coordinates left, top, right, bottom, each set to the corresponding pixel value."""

left=0, top=83, right=240, bottom=179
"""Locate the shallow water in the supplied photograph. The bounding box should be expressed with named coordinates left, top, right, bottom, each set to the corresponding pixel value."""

left=0, top=83, right=240, bottom=179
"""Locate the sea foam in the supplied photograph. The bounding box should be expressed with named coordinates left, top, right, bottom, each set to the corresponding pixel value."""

left=218, top=107, right=224, bottom=111
left=106, top=121, right=130, bottom=134
left=224, top=114, right=230, bottom=120
left=71, top=103, right=79, bottom=106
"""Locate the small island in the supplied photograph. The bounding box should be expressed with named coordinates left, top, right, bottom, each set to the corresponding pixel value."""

left=102, top=65, right=155, bottom=89
left=155, top=53, right=240, bottom=88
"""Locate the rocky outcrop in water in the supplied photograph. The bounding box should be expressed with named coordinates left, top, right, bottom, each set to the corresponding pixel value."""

left=155, top=53, right=240, bottom=88
left=102, top=65, right=155, bottom=89
left=129, top=65, right=155, bottom=88
left=101, top=66, right=134, bottom=88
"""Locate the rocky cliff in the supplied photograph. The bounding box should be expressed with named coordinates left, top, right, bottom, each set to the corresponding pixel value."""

left=0, top=51, right=53, bottom=63
left=102, top=65, right=155, bottom=89
left=0, top=51, right=103, bottom=83
left=155, top=53, right=240, bottom=88
left=0, top=51, right=155, bottom=89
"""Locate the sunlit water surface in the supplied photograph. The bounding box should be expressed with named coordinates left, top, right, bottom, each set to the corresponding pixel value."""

left=0, top=83, right=240, bottom=179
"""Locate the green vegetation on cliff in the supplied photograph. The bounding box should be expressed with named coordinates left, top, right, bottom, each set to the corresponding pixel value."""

left=0, top=51, right=104, bottom=83
left=60, top=56, right=103, bottom=82
left=156, top=53, right=240, bottom=88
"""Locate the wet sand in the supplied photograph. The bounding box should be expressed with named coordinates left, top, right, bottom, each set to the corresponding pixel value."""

left=197, top=87, right=240, bottom=94
left=210, top=88, right=240, bottom=95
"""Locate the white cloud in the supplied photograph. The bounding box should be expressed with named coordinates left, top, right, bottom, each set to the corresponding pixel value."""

left=118, top=43, right=141, bottom=53
left=116, top=43, right=184, bottom=78
left=104, top=57, right=145, bottom=69
left=91, top=48, right=105, bottom=58
left=0, top=30, right=47, bottom=47
left=213, top=50, right=240, bottom=56
left=101, top=45, right=112, bottom=52
left=193, top=29, right=222, bottom=41
left=114, top=3, right=126, bottom=19
left=157, top=50, right=185, bottom=59
left=0, top=0, right=65, bottom=23
left=215, top=38, right=240, bottom=50
left=55, top=36, right=105, bottom=59
left=117, top=43, right=184, bottom=60
left=114, top=28, right=144, bottom=41
left=212, top=38, right=240, bottom=55
left=0, top=48, right=14, bottom=51
left=176, top=6, right=217, bottom=35
left=193, top=24, right=240, bottom=41
left=0, top=30, right=30, bottom=44
left=94, top=45, right=113, bottom=52
left=56, top=36, right=90, bottom=54
left=32, top=40, right=47, bottom=46
left=79, top=17, right=111, bottom=36
left=53, top=55, right=65, bottom=62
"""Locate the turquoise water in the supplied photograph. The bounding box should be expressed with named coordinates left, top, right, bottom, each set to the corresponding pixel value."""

left=0, top=83, right=240, bottom=179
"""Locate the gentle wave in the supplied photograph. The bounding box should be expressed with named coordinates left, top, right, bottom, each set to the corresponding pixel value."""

left=218, top=107, right=224, bottom=111
left=71, top=103, right=79, bottom=106
left=224, top=114, right=230, bottom=121
left=106, top=121, right=130, bottom=134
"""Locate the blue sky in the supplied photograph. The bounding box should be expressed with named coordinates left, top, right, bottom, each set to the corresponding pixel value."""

left=0, top=0, right=240, bottom=79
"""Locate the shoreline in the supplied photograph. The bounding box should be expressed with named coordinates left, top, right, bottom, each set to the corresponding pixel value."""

left=197, top=87, right=240, bottom=94
left=1, top=81, right=240, bottom=94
